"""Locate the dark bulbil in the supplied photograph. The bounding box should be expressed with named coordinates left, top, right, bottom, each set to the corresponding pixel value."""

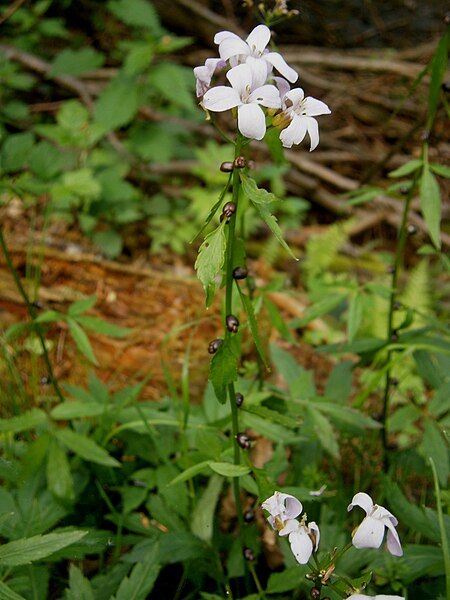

left=236, top=432, right=251, bottom=449
left=226, top=314, right=239, bottom=333
left=243, top=508, right=254, bottom=522
left=220, top=161, right=234, bottom=172
left=407, top=224, right=417, bottom=235
left=208, top=338, right=223, bottom=354
left=243, top=547, right=255, bottom=561
left=233, top=156, right=246, bottom=169
left=222, top=202, right=236, bottom=218
left=310, top=588, right=321, bottom=600
left=235, top=392, right=244, bottom=407
left=233, top=266, right=248, bottom=280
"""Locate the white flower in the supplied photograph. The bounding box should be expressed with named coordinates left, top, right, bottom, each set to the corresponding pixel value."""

left=347, top=595, right=405, bottom=600
left=279, top=518, right=320, bottom=564
left=279, top=88, right=331, bottom=150
left=202, top=60, right=281, bottom=140
left=214, top=24, right=298, bottom=83
left=347, top=492, right=403, bottom=557
left=261, top=491, right=302, bottom=530
left=194, top=58, right=226, bottom=97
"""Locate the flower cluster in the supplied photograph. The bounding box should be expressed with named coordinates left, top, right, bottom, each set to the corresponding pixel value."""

left=262, top=491, right=404, bottom=598
left=194, top=24, right=330, bottom=149
left=261, top=491, right=320, bottom=564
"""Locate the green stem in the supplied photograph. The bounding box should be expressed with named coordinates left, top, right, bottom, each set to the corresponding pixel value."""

left=0, top=226, right=65, bottom=403
left=248, top=562, right=267, bottom=599
left=381, top=166, right=420, bottom=464
left=430, top=457, right=450, bottom=600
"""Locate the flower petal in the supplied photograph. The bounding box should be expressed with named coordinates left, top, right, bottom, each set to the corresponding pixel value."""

left=309, top=521, right=320, bottom=550
left=264, top=52, right=298, bottom=83
left=283, top=87, right=305, bottom=110
left=246, top=24, right=271, bottom=54
left=352, top=515, right=385, bottom=550
left=289, top=529, right=313, bottom=564
left=249, top=84, right=281, bottom=109
left=246, top=56, right=269, bottom=90
left=214, top=30, right=241, bottom=44
left=283, top=493, right=303, bottom=519
left=348, top=492, right=374, bottom=515
left=274, top=76, right=291, bottom=100
left=384, top=520, right=403, bottom=557
left=238, top=103, right=266, bottom=140
left=279, top=518, right=299, bottom=537
left=194, top=59, right=226, bottom=97
left=219, top=37, right=250, bottom=61
left=373, top=505, right=398, bottom=527
left=203, top=86, right=241, bottom=112
left=280, top=115, right=307, bottom=148
left=303, top=96, right=331, bottom=117
left=347, top=596, right=405, bottom=600
left=305, top=116, right=320, bottom=151
left=227, top=63, right=252, bottom=97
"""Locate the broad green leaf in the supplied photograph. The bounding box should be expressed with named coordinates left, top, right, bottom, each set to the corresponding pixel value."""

left=108, top=0, right=162, bottom=34
left=0, top=132, right=34, bottom=172
left=92, top=230, right=123, bottom=259
left=46, top=440, right=74, bottom=502
left=325, top=361, right=353, bottom=402
left=0, top=409, right=47, bottom=434
left=243, top=405, right=298, bottom=429
left=94, top=77, right=139, bottom=132
left=237, top=286, right=267, bottom=365
left=50, top=48, right=104, bottom=77
left=314, top=401, right=381, bottom=430
left=63, top=169, right=101, bottom=198
left=267, top=567, right=308, bottom=593
left=240, top=174, right=297, bottom=260
left=209, top=336, right=239, bottom=404
left=347, top=293, right=364, bottom=342
left=66, top=564, right=95, bottom=600
left=0, top=531, right=86, bottom=566
left=55, top=429, right=120, bottom=467
left=51, top=401, right=106, bottom=420
left=168, top=461, right=211, bottom=486
left=419, top=164, right=441, bottom=249
left=427, top=30, right=449, bottom=129
left=28, top=141, right=66, bottom=180
left=0, top=581, right=27, bottom=600
left=208, top=462, right=250, bottom=477
left=76, top=316, right=131, bottom=338
left=388, top=159, right=422, bottom=178
left=113, top=544, right=160, bottom=600
left=293, top=294, right=344, bottom=326
left=191, top=475, right=222, bottom=542
left=308, top=407, right=339, bottom=459
left=67, top=318, right=98, bottom=364
left=420, top=419, right=449, bottom=487
left=194, top=222, right=226, bottom=301
left=149, top=63, right=194, bottom=110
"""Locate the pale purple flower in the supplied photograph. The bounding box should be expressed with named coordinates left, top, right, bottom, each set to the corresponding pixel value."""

left=214, top=24, right=298, bottom=83
left=279, top=518, right=320, bottom=564
left=348, top=493, right=403, bottom=557
left=194, top=58, right=226, bottom=97
left=261, top=491, right=303, bottom=530
left=347, top=595, right=405, bottom=600
left=202, top=59, right=281, bottom=140
left=279, top=88, right=331, bottom=150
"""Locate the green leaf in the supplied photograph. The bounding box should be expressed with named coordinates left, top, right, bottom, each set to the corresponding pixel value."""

left=0, top=132, right=34, bottom=172
left=55, top=429, right=120, bottom=467
left=168, top=461, right=211, bottom=486
left=150, top=63, right=194, bottom=110
left=114, top=544, right=160, bottom=600
left=419, top=164, right=441, bottom=249
left=94, top=76, right=139, bottom=132
left=388, top=159, right=422, bottom=178
left=68, top=296, right=97, bottom=317
left=92, top=230, right=123, bottom=259
left=108, top=0, right=162, bottom=34
left=0, top=531, right=86, bottom=566
left=28, top=141, right=66, bottom=181
left=62, top=169, right=101, bottom=199
left=46, top=440, right=74, bottom=502
left=67, top=318, right=98, bottom=364
left=209, top=336, right=239, bottom=404
left=208, top=462, right=250, bottom=477
left=191, top=475, right=222, bottom=542
left=237, top=286, right=267, bottom=365
left=0, top=409, right=47, bottom=433
left=314, top=401, right=381, bottom=430
left=50, top=48, right=104, bottom=77
left=195, top=222, right=226, bottom=301
left=420, top=419, right=449, bottom=487
left=347, top=293, right=364, bottom=342
left=76, top=317, right=131, bottom=338
left=66, top=564, right=95, bottom=600
left=430, top=163, right=450, bottom=179
left=308, top=407, right=339, bottom=459
left=240, top=174, right=297, bottom=260
left=51, top=401, right=104, bottom=420
left=427, top=30, right=449, bottom=129
left=0, top=581, right=27, bottom=600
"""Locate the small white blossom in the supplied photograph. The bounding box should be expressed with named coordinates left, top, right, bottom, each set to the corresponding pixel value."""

left=347, top=595, right=405, bottom=600
left=202, top=59, right=281, bottom=140
left=279, top=88, right=331, bottom=150
left=348, top=492, right=403, bottom=557
left=214, top=24, right=298, bottom=83
left=279, top=518, right=320, bottom=564
left=194, top=58, right=226, bottom=97
left=261, top=491, right=302, bottom=529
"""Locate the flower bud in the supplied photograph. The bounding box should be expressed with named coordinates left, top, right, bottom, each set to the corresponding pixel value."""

left=236, top=432, right=251, bottom=449
left=233, top=156, right=246, bottom=169
left=243, top=508, right=254, bottom=522
left=235, top=392, right=244, bottom=407
left=220, top=161, right=234, bottom=172
left=233, top=266, right=248, bottom=280
left=310, top=588, right=320, bottom=600
left=243, top=547, right=255, bottom=561
left=226, top=314, right=239, bottom=333
left=208, top=338, right=223, bottom=354
left=407, top=224, right=417, bottom=235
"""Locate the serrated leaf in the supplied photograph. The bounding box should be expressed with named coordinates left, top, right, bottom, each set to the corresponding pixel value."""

left=191, top=475, right=222, bottom=542
left=208, top=462, right=250, bottom=477
left=388, top=159, right=422, bottom=178
left=50, top=48, right=104, bottom=77
left=194, top=222, right=226, bottom=302
left=0, top=409, right=47, bottom=433
left=240, top=173, right=297, bottom=260
left=55, top=429, right=120, bottom=467
left=66, top=564, right=95, bottom=600
left=0, top=531, right=86, bottom=566
left=108, top=0, right=162, bottom=34
left=348, top=293, right=364, bottom=342
left=209, top=336, right=239, bottom=404
left=237, top=286, right=267, bottom=365
left=419, top=164, right=441, bottom=249
left=46, top=440, right=74, bottom=502
left=0, top=580, right=27, bottom=600
left=67, top=318, right=98, bottom=365
left=113, top=544, right=160, bottom=600
left=94, top=77, right=139, bottom=132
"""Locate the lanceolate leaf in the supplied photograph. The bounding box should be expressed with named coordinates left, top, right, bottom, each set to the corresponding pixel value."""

left=427, top=30, right=449, bottom=129
left=113, top=544, right=160, bottom=600
left=0, top=580, right=27, bottom=600
left=237, top=285, right=267, bottom=365
left=55, top=429, right=120, bottom=467
left=67, top=318, right=98, bottom=365
left=419, top=164, right=441, bottom=249
left=240, top=174, right=297, bottom=260
left=0, top=409, right=47, bottom=434
left=209, top=336, right=239, bottom=404
left=208, top=462, right=250, bottom=477
left=195, top=222, right=226, bottom=304
left=0, top=531, right=87, bottom=566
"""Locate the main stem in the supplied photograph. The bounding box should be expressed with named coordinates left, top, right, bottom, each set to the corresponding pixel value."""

left=0, top=226, right=65, bottom=403
left=224, top=133, right=245, bottom=534
left=381, top=168, right=420, bottom=463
